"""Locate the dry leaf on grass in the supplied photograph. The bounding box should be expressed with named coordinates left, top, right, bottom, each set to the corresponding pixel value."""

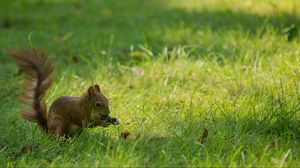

left=71, top=56, right=78, bottom=63
left=121, top=130, right=131, bottom=139
left=200, top=128, right=209, bottom=143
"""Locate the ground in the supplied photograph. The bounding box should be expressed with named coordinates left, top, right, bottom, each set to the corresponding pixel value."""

left=0, top=0, right=299, bottom=167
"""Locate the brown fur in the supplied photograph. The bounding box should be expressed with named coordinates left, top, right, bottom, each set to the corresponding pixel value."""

left=9, top=49, right=118, bottom=137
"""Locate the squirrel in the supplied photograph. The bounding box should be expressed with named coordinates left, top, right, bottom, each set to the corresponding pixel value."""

left=8, top=48, right=119, bottom=137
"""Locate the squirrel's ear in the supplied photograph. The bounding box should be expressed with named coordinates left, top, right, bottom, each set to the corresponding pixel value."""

left=87, top=86, right=94, bottom=97
left=94, top=84, right=101, bottom=93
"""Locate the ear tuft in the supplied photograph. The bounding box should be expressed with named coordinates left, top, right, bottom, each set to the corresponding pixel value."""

left=87, top=86, right=94, bottom=97
left=94, top=84, right=100, bottom=92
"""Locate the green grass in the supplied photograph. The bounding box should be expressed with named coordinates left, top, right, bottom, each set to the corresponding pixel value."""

left=0, top=0, right=300, bottom=167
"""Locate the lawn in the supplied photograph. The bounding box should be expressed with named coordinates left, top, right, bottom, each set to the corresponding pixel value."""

left=0, top=0, right=299, bottom=167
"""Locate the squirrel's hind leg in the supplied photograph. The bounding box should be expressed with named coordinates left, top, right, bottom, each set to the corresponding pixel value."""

left=48, top=115, right=70, bottom=137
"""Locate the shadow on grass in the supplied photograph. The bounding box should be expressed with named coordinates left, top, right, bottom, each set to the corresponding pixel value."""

left=0, top=0, right=298, bottom=62
left=2, top=0, right=298, bottom=32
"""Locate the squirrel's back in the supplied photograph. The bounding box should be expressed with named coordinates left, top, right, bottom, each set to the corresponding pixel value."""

left=9, top=49, right=54, bottom=131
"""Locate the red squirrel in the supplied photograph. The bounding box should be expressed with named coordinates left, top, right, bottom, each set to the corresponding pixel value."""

left=9, top=49, right=119, bottom=137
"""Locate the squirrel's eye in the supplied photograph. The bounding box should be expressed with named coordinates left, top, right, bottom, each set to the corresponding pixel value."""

left=95, top=102, right=101, bottom=107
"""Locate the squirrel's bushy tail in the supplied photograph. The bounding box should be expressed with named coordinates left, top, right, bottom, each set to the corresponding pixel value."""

left=9, top=49, right=54, bottom=131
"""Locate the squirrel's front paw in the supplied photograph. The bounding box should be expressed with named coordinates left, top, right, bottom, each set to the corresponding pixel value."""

left=110, top=117, right=119, bottom=125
